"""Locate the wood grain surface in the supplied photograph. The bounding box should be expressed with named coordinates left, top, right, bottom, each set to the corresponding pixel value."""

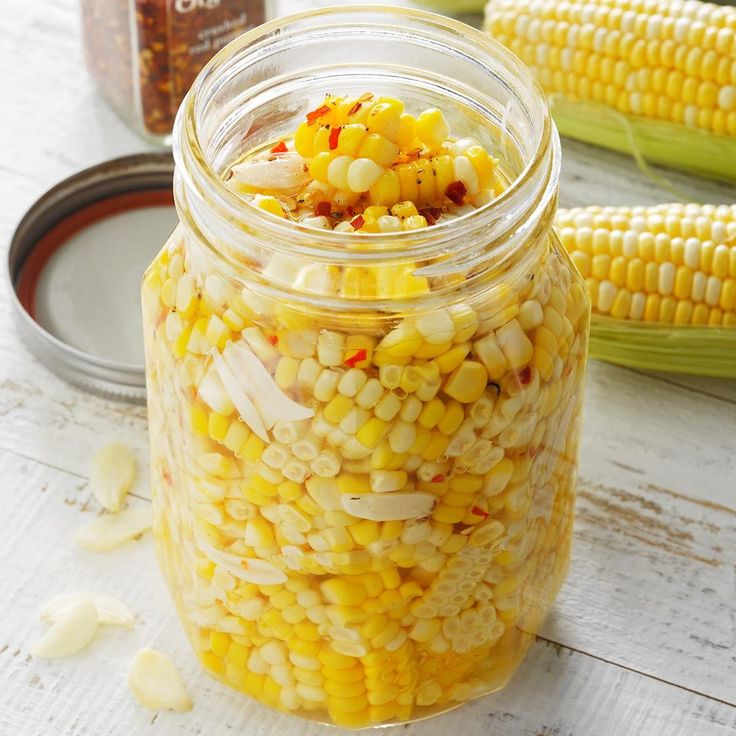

left=1, top=1, right=735, bottom=735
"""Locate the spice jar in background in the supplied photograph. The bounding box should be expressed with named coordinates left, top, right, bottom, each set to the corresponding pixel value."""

left=142, top=6, right=590, bottom=728
left=80, top=0, right=267, bottom=143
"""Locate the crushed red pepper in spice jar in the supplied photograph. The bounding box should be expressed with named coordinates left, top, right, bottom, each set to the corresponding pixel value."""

left=80, top=0, right=266, bottom=142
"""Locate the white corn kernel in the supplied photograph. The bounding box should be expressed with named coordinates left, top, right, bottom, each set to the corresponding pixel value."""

left=338, top=368, right=368, bottom=397
left=356, top=378, right=384, bottom=409
left=313, top=369, right=341, bottom=402
left=347, top=158, right=384, bottom=192
left=327, top=156, right=354, bottom=190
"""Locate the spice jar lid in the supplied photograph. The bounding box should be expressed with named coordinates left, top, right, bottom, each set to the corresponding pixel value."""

left=7, top=153, right=178, bottom=403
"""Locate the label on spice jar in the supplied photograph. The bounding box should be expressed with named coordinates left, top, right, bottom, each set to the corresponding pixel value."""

left=137, top=0, right=266, bottom=136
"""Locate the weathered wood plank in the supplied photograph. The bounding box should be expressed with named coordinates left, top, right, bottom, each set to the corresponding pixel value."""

left=1, top=450, right=734, bottom=736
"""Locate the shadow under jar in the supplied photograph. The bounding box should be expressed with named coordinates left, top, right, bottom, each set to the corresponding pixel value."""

left=141, top=6, right=590, bottom=729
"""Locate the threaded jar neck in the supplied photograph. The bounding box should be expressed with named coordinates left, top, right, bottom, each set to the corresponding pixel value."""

left=173, top=5, right=560, bottom=312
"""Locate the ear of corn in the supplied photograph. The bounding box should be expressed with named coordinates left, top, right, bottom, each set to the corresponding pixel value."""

left=557, top=203, right=736, bottom=377
left=484, top=0, right=736, bottom=183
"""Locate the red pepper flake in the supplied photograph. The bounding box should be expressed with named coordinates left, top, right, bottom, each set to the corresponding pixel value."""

left=517, top=366, right=532, bottom=385
left=431, top=474, right=446, bottom=483
left=445, top=180, right=467, bottom=206
left=329, top=126, right=342, bottom=150
left=267, top=335, right=279, bottom=345
left=347, top=93, right=374, bottom=116
left=306, top=104, right=331, bottom=126
left=344, top=349, right=368, bottom=367
left=270, top=140, right=288, bottom=154
left=315, top=201, right=332, bottom=217
left=351, top=215, right=366, bottom=230
left=471, top=506, right=489, bottom=518
left=419, top=207, right=443, bottom=226
left=344, top=205, right=355, bottom=217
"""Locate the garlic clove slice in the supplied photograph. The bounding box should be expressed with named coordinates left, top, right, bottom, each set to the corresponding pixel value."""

left=41, top=592, right=135, bottom=628
left=223, top=341, right=314, bottom=428
left=89, top=443, right=136, bottom=512
left=31, top=598, right=98, bottom=658
left=74, top=507, right=153, bottom=552
left=128, top=649, right=192, bottom=712
left=197, top=539, right=288, bottom=585
left=341, top=492, right=436, bottom=521
left=198, top=364, right=235, bottom=416
left=212, top=350, right=269, bottom=442
left=229, top=154, right=310, bottom=195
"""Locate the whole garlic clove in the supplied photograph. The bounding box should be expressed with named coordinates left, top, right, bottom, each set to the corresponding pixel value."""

left=31, top=598, right=98, bottom=659
left=89, top=443, right=136, bottom=512
left=128, top=649, right=192, bottom=712
left=74, top=507, right=153, bottom=552
left=41, top=592, right=135, bottom=628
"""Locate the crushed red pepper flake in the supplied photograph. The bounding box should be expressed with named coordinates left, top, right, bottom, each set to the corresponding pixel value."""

left=344, top=349, right=368, bottom=367
left=517, top=366, right=532, bottom=384
left=431, top=474, right=446, bottom=483
left=307, top=104, right=331, bottom=126
left=348, top=101, right=363, bottom=116
left=267, top=335, right=278, bottom=345
left=471, top=506, right=489, bottom=518
left=419, top=207, right=443, bottom=226
left=329, top=126, right=342, bottom=150
left=351, top=215, right=366, bottom=230
left=270, top=140, right=288, bottom=154
left=445, top=180, right=467, bottom=205
left=315, top=201, right=332, bottom=217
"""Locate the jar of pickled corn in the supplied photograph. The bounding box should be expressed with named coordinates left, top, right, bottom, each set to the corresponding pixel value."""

left=142, top=7, right=590, bottom=729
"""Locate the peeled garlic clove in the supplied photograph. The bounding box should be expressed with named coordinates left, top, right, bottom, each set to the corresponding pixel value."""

left=341, top=492, right=436, bottom=521
left=128, top=649, right=192, bottom=712
left=31, top=598, right=98, bottom=659
left=74, top=507, right=153, bottom=552
left=41, top=592, right=135, bottom=628
left=89, top=443, right=136, bottom=512
left=229, top=154, right=310, bottom=194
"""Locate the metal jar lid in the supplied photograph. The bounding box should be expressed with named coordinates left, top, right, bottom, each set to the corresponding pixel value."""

left=7, top=153, right=178, bottom=403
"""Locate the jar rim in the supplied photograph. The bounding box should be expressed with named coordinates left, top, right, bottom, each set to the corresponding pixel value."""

left=174, top=5, right=559, bottom=287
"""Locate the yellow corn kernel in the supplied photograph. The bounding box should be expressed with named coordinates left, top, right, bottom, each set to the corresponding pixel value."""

left=437, top=400, right=465, bottom=435
left=358, top=133, right=399, bottom=168
left=321, top=578, right=367, bottom=606
left=295, top=121, right=317, bottom=157
left=422, top=432, right=450, bottom=461
left=415, top=107, right=450, bottom=147
left=357, top=418, right=390, bottom=448
left=368, top=170, right=401, bottom=207
left=349, top=519, right=380, bottom=546
left=241, top=434, right=266, bottom=462
left=323, top=394, right=354, bottom=424
left=336, top=123, right=369, bottom=157
left=381, top=520, right=404, bottom=541
left=443, top=361, right=488, bottom=403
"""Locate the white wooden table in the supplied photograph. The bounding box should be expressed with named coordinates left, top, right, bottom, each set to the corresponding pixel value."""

left=2, top=1, right=735, bottom=734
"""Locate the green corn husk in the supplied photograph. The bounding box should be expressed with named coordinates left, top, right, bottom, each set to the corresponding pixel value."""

left=413, top=0, right=486, bottom=14
left=550, top=96, right=736, bottom=186
left=588, top=315, right=736, bottom=378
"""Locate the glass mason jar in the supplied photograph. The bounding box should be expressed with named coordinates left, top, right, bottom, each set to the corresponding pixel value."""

left=142, top=6, right=590, bottom=729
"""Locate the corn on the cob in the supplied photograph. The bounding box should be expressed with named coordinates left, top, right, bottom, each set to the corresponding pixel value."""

left=485, top=0, right=736, bottom=182
left=557, top=203, right=736, bottom=376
